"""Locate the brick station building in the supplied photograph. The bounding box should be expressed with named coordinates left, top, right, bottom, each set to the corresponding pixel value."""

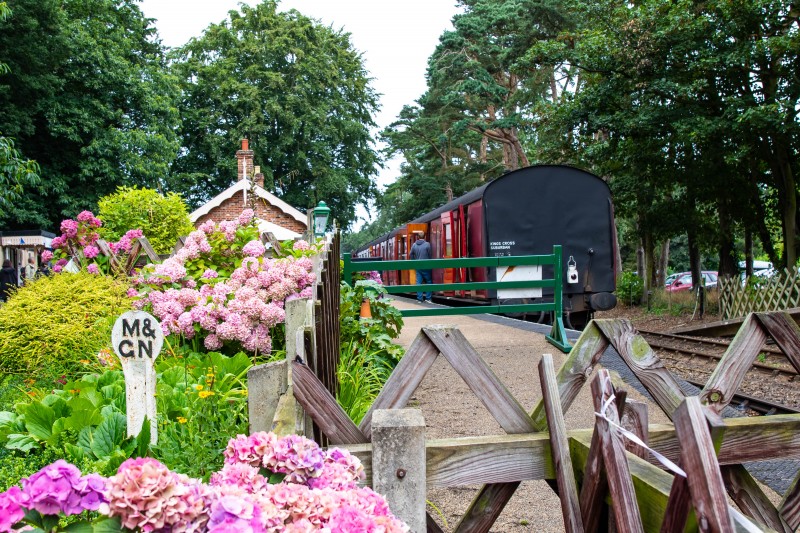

left=189, top=140, right=308, bottom=240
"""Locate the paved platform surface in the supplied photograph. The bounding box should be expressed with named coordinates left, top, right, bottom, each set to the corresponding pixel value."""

left=388, top=296, right=794, bottom=530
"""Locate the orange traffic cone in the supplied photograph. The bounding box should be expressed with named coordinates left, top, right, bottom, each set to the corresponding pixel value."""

left=359, top=298, right=372, bottom=319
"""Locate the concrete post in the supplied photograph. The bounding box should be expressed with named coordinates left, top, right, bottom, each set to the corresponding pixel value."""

left=246, top=360, right=287, bottom=433
left=372, top=409, right=426, bottom=532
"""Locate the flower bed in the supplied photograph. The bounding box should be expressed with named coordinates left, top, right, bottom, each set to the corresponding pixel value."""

left=0, top=432, right=408, bottom=532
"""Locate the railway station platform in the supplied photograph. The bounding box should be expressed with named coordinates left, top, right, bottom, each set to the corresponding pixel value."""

left=388, top=296, right=796, bottom=532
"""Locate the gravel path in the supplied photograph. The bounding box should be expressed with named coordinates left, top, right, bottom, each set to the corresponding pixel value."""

left=391, top=298, right=674, bottom=532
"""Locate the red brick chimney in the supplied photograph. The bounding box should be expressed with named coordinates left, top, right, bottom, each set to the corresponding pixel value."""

left=236, top=139, right=254, bottom=182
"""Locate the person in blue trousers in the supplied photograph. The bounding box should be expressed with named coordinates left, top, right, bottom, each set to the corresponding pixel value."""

left=409, top=231, right=433, bottom=302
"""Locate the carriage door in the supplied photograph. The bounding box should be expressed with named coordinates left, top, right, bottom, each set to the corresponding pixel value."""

left=405, top=223, right=427, bottom=287
left=441, top=212, right=455, bottom=295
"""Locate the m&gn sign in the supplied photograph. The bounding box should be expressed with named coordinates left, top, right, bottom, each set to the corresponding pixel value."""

left=111, top=310, right=164, bottom=444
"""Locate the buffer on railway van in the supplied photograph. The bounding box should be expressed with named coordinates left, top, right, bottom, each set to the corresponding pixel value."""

left=342, top=244, right=572, bottom=352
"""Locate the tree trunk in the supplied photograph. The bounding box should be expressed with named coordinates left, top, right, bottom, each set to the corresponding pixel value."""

left=657, top=239, right=670, bottom=286
left=717, top=199, right=738, bottom=279
left=748, top=166, right=779, bottom=266
left=688, top=230, right=702, bottom=289
left=744, top=228, right=753, bottom=277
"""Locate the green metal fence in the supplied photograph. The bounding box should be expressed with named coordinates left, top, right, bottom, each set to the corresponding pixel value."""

left=342, top=244, right=572, bottom=352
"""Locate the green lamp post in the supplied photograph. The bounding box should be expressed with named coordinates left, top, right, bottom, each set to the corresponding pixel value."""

left=312, top=201, right=331, bottom=237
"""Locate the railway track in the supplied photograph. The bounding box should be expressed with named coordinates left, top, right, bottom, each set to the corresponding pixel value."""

left=638, top=329, right=798, bottom=381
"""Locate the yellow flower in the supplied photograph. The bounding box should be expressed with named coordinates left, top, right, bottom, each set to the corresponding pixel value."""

left=79, top=359, right=90, bottom=365
left=193, top=384, right=203, bottom=391
left=198, top=391, right=215, bottom=399
left=176, top=416, right=188, bottom=424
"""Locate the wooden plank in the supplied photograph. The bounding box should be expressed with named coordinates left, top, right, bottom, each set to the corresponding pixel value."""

left=756, top=312, right=800, bottom=373
left=594, top=320, right=686, bottom=419
left=137, top=236, right=161, bottom=262
left=779, top=469, right=800, bottom=530
left=460, top=323, right=609, bottom=533
left=667, top=307, right=800, bottom=337
left=531, top=322, right=609, bottom=430
left=660, top=475, right=691, bottom=533
left=358, top=329, right=440, bottom=439
left=291, top=361, right=368, bottom=445
left=424, top=326, right=535, bottom=434
left=454, top=482, right=521, bottom=533
left=622, top=401, right=649, bottom=460
left=701, top=314, right=768, bottom=414
left=721, top=465, right=792, bottom=532
left=590, top=370, right=644, bottom=533
left=673, top=397, right=735, bottom=531
left=578, top=422, right=608, bottom=533
left=539, top=354, right=585, bottom=533
left=570, top=431, right=772, bottom=533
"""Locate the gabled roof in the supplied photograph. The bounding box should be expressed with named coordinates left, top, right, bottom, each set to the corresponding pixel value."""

left=189, top=180, right=307, bottom=225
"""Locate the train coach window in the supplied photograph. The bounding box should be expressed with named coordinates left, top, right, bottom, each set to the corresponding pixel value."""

left=444, top=223, right=453, bottom=256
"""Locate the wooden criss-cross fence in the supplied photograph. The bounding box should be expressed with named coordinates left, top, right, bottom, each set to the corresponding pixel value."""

left=719, top=266, right=800, bottom=319
left=281, top=314, right=800, bottom=532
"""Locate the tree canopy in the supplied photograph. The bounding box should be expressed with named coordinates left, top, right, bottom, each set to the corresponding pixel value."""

left=169, top=1, right=381, bottom=229
left=371, top=0, right=800, bottom=288
left=0, top=0, right=180, bottom=230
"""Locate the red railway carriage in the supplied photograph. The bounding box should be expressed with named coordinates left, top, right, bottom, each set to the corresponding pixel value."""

left=357, top=165, right=618, bottom=327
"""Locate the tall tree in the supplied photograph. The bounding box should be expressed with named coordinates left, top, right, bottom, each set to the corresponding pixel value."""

left=0, top=2, right=38, bottom=209
left=0, top=0, right=180, bottom=230
left=170, top=1, right=380, bottom=229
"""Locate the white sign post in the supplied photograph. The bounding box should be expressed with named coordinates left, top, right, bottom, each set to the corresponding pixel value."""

left=111, top=310, right=163, bottom=444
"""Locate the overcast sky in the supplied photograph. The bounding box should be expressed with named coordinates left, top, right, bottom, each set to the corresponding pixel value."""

left=138, top=0, right=461, bottom=227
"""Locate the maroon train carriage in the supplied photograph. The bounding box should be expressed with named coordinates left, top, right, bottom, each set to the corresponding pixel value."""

left=357, top=165, right=619, bottom=328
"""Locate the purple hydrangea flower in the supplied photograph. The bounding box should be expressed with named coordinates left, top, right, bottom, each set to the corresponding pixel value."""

left=82, top=245, right=99, bottom=259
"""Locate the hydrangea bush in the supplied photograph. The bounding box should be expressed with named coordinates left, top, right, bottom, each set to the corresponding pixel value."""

left=0, top=432, right=408, bottom=532
left=130, top=210, right=317, bottom=355
left=49, top=210, right=144, bottom=275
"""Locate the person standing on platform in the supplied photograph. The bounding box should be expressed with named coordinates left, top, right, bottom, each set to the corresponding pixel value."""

left=409, top=231, right=433, bottom=302
left=24, top=257, right=36, bottom=283
left=0, top=260, right=17, bottom=302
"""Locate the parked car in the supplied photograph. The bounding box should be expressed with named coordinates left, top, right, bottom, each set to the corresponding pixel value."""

left=665, top=271, right=718, bottom=292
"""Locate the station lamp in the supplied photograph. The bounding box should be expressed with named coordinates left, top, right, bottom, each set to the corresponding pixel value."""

left=312, top=201, right=331, bottom=237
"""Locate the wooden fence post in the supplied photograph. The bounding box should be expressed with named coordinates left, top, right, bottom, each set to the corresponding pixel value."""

left=372, top=409, right=426, bottom=533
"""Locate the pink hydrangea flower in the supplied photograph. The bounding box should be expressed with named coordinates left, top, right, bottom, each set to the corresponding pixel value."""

left=82, top=245, right=99, bottom=259
left=86, top=264, right=100, bottom=274
left=21, top=460, right=105, bottom=516
left=238, top=209, right=255, bottom=226
left=60, top=219, right=79, bottom=239
left=0, top=486, right=29, bottom=531
left=76, top=211, right=94, bottom=223
left=41, top=250, right=53, bottom=262
left=242, top=240, right=265, bottom=257
left=292, top=240, right=310, bottom=251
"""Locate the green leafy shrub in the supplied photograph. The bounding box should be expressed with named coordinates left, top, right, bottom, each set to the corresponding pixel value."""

left=0, top=351, right=252, bottom=482
left=98, top=186, right=195, bottom=254
left=337, top=280, right=404, bottom=421
left=616, top=271, right=644, bottom=305
left=0, top=272, right=131, bottom=378
left=152, top=351, right=251, bottom=479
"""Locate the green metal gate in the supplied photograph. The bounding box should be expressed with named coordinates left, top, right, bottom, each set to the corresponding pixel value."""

left=343, top=245, right=571, bottom=352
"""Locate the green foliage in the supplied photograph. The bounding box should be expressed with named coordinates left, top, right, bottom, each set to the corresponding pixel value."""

left=0, top=0, right=180, bottom=230
left=169, top=1, right=380, bottom=228
left=337, top=280, right=404, bottom=421
left=98, top=186, right=194, bottom=254
left=0, top=350, right=253, bottom=483
left=0, top=371, right=145, bottom=477
left=616, top=272, right=644, bottom=306
left=336, top=340, right=392, bottom=425
left=0, top=272, right=131, bottom=378
left=152, top=351, right=251, bottom=480
left=0, top=134, right=39, bottom=209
